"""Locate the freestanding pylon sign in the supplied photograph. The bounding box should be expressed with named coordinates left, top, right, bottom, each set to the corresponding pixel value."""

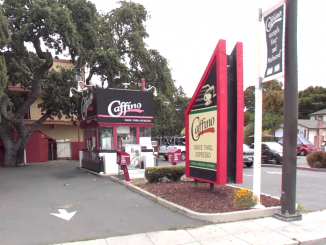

left=185, top=40, right=243, bottom=185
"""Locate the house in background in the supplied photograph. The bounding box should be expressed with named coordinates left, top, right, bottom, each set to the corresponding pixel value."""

left=308, top=109, right=326, bottom=121
left=272, top=109, right=326, bottom=149
left=1, top=59, right=84, bottom=163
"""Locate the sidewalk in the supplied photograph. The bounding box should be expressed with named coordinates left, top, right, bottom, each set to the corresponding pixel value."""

left=55, top=209, right=326, bottom=245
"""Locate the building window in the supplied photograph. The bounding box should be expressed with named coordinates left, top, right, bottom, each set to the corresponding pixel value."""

left=84, top=127, right=96, bottom=150
left=98, top=127, right=114, bottom=150
left=140, top=127, right=151, bottom=137
left=71, top=68, right=82, bottom=81
left=117, top=126, right=137, bottom=150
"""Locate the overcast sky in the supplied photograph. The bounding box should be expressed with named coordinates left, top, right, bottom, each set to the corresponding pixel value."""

left=90, top=0, right=326, bottom=97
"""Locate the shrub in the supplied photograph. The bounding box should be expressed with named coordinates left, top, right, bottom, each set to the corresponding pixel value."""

left=233, top=189, right=258, bottom=209
left=306, top=151, right=326, bottom=168
left=145, top=166, right=185, bottom=183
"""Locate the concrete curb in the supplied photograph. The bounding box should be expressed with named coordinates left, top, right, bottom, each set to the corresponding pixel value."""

left=77, top=167, right=117, bottom=177
left=299, top=236, right=326, bottom=245
left=108, top=175, right=280, bottom=224
left=261, top=164, right=326, bottom=172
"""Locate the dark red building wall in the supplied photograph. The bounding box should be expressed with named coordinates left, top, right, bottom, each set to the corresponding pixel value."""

left=25, top=131, right=49, bottom=163
left=71, top=142, right=83, bottom=160
left=0, top=132, right=83, bottom=164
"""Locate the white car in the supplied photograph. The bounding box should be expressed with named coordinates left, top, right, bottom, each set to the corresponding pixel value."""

left=243, top=144, right=254, bottom=167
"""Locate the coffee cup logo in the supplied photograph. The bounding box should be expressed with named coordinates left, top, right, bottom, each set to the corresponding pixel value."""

left=202, top=85, right=216, bottom=106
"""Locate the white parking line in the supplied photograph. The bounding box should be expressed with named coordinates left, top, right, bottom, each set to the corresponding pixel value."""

left=266, top=172, right=281, bottom=175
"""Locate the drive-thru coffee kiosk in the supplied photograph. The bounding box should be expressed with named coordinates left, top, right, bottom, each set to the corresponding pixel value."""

left=79, top=87, right=156, bottom=175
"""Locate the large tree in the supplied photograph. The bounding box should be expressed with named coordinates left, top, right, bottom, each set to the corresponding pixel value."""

left=298, top=86, right=326, bottom=119
left=0, top=0, right=99, bottom=166
left=0, top=0, right=184, bottom=166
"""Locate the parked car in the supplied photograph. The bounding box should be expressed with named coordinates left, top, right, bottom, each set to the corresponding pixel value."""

left=297, top=143, right=317, bottom=156
left=278, top=134, right=317, bottom=156
left=243, top=144, right=254, bottom=167
left=155, top=136, right=186, bottom=161
left=250, top=142, right=283, bottom=165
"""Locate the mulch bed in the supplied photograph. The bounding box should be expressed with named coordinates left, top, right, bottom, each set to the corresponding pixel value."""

left=136, top=181, right=280, bottom=213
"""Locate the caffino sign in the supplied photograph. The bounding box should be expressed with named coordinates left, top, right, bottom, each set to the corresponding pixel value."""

left=188, top=109, right=217, bottom=164
left=191, top=116, right=215, bottom=141
left=79, top=87, right=154, bottom=124
left=108, top=100, right=144, bottom=117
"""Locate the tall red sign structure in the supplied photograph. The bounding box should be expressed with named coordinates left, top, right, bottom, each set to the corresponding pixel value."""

left=185, top=40, right=243, bottom=185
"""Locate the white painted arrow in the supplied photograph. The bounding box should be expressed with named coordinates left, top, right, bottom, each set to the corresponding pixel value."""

left=50, top=209, right=77, bottom=221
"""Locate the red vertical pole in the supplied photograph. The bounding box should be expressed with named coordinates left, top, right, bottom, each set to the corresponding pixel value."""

left=141, top=78, right=145, bottom=91
left=122, top=166, right=131, bottom=182
left=216, top=40, right=228, bottom=185
left=136, top=127, right=140, bottom=144
left=236, top=42, right=244, bottom=184
left=94, top=126, right=98, bottom=149
left=77, top=120, right=80, bottom=143
left=113, top=126, right=117, bottom=149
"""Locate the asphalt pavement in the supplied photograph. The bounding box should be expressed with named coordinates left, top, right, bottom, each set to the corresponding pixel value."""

left=0, top=161, right=206, bottom=245
left=0, top=156, right=323, bottom=245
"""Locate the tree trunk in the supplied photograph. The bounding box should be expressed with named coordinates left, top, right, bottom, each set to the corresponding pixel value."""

left=0, top=118, right=31, bottom=167
left=18, top=145, right=25, bottom=164
left=2, top=138, right=29, bottom=167
left=3, top=146, right=20, bottom=167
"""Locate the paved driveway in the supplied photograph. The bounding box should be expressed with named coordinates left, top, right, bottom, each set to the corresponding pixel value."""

left=0, top=161, right=206, bottom=245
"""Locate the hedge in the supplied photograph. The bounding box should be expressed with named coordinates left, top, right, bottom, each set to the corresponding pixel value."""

left=145, top=166, right=185, bottom=183
left=306, top=151, right=326, bottom=168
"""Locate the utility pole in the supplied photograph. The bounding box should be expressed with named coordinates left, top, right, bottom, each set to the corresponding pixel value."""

left=253, top=5, right=264, bottom=208
left=275, top=0, right=302, bottom=221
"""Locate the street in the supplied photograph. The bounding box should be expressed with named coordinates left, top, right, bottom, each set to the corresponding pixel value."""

left=234, top=166, right=326, bottom=211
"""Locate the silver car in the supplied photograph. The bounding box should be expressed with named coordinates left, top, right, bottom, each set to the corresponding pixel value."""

left=243, top=144, right=254, bottom=167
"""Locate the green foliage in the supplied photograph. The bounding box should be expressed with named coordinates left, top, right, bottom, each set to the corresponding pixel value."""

left=244, top=112, right=282, bottom=145
left=0, top=5, right=10, bottom=101
left=244, top=86, right=255, bottom=113
left=244, top=111, right=254, bottom=126
left=40, top=68, right=79, bottom=120
left=0, top=56, right=7, bottom=96
left=244, top=80, right=283, bottom=143
left=0, top=5, right=10, bottom=48
left=306, top=151, right=326, bottom=168
left=298, top=86, right=326, bottom=119
left=145, top=166, right=185, bottom=183
left=80, top=0, right=150, bottom=86
left=172, top=87, right=190, bottom=136
left=0, top=0, right=187, bottom=165
left=262, top=112, right=282, bottom=130
left=244, top=80, right=283, bottom=114
left=1, top=0, right=98, bottom=112
left=263, top=80, right=283, bottom=91
left=233, top=188, right=258, bottom=209
left=263, top=90, right=284, bottom=115
left=244, top=122, right=254, bottom=145
left=152, top=86, right=189, bottom=137
left=141, top=49, right=176, bottom=100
